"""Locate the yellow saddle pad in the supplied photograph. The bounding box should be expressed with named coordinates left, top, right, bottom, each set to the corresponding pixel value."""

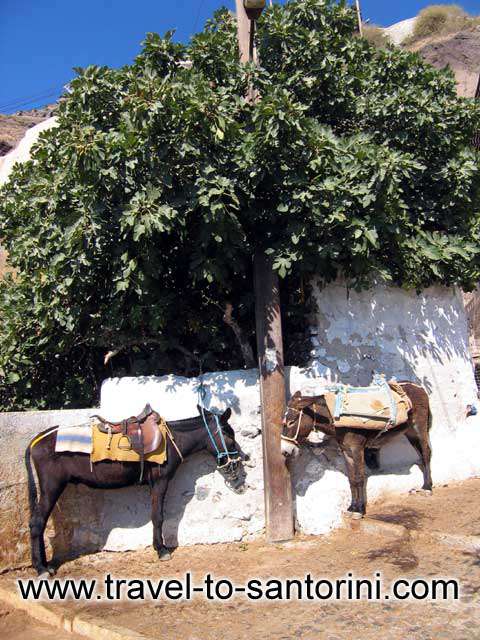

left=91, top=421, right=167, bottom=465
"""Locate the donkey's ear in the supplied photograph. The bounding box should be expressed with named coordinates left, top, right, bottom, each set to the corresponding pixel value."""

left=299, top=397, right=316, bottom=408
left=222, top=407, right=232, bottom=421
left=291, top=390, right=302, bottom=399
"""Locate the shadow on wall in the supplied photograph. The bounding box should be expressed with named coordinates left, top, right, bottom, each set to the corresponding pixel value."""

left=308, top=280, right=477, bottom=434
left=309, top=280, right=472, bottom=393
left=286, top=431, right=421, bottom=513
left=99, top=369, right=261, bottom=422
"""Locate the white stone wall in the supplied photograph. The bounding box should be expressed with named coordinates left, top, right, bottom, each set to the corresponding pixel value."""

left=308, top=280, right=477, bottom=432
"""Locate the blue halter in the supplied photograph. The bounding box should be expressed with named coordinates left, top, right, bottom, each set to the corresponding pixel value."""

left=197, top=381, right=238, bottom=466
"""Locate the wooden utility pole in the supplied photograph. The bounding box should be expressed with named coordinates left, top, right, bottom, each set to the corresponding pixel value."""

left=355, top=0, right=363, bottom=36
left=235, top=0, right=294, bottom=543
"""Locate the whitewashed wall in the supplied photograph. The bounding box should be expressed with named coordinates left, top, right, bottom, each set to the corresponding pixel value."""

left=0, top=117, right=58, bottom=186
left=96, top=281, right=480, bottom=548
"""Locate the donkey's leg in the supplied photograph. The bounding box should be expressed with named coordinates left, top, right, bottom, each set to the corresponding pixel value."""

left=337, top=431, right=367, bottom=518
left=151, top=477, right=170, bottom=561
left=30, top=476, right=67, bottom=576
left=401, top=383, right=433, bottom=495
left=405, top=426, right=433, bottom=495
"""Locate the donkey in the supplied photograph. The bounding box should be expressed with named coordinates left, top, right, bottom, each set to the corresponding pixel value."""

left=281, top=382, right=432, bottom=518
left=25, top=407, right=246, bottom=577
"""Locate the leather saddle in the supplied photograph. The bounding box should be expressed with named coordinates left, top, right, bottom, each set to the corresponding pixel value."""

left=91, top=404, right=163, bottom=460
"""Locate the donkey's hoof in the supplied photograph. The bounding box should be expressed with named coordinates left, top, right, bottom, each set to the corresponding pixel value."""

left=159, top=549, right=172, bottom=562
left=345, top=509, right=364, bottom=520
left=409, top=488, right=432, bottom=497
left=351, top=512, right=364, bottom=520
left=37, top=571, right=51, bottom=580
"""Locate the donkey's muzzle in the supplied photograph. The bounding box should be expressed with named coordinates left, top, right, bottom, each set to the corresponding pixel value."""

left=220, top=457, right=246, bottom=493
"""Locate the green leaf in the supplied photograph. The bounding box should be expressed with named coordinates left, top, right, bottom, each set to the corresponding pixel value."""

left=364, top=229, right=378, bottom=247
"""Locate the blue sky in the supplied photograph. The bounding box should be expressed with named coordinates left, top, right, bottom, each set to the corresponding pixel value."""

left=1, top=1, right=479, bottom=114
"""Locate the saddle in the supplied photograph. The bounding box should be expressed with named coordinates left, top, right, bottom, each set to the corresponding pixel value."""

left=91, top=404, right=163, bottom=477
left=323, top=378, right=412, bottom=431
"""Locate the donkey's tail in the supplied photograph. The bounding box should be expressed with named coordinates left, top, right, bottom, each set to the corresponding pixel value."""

left=25, top=443, right=38, bottom=515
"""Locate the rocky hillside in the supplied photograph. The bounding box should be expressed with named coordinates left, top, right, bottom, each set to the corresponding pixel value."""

left=0, top=104, right=56, bottom=157
left=383, top=5, right=480, bottom=98
left=410, top=27, right=480, bottom=97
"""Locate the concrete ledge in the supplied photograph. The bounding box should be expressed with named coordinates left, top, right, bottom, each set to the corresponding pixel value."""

left=411, top=531, right=480, bottom=553
left=0, top=582, right=151, bottom=640
left=72, top=614, right=149, bottom=640
left=0, top=583, right=68, bottom=629
left=344, top=516, right=408, bottom=540
left=344, top=517, right=480, bottom=553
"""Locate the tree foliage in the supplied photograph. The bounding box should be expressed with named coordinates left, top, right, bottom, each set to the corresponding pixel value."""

left=1, top=0, right=479, bottom=410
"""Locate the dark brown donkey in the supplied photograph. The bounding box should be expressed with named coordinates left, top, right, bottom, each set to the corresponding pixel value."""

left=281, top=382, right=432, bottom=518
left=25, top=407, right=246, bottom=577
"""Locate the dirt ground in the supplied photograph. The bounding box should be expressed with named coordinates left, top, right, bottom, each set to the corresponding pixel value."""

left=1, top=479, right=479, bottom=640
left=0, top=603, right=85, bottom=640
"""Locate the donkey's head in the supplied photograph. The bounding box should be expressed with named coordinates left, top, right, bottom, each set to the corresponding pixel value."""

left=197, top=406, right=247, bottom=493
left=281, top=391, right=331, bottom=459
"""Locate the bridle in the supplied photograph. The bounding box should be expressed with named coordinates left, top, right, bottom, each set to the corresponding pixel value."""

left=281, top=404, right=318, bottom=447
left=199, top=405, right=240, bottom=470
left=197, top=377, right=240, bottom=472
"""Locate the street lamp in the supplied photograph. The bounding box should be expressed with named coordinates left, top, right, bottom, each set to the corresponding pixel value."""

left=243, top=0, right=266, bottom=21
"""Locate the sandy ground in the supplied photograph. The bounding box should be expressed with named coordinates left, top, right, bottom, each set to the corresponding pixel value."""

left=1, top=479, right=479, bottom=639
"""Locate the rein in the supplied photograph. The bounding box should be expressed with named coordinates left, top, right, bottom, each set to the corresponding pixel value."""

left=164, top=423, right=184, bottom=462
left=281, top=404, right=319, bottom=447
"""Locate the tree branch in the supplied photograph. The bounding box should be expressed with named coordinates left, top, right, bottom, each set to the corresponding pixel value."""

left=223, top=302, right=255, bottom=368
left=103, top=337, right=201, bottom=370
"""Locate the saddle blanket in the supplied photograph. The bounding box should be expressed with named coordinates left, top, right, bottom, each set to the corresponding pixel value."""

left=55, top=424, right=92, bottom=454
left=90, top=422, right=167, bottom=465
left=324, top=379, right=412, bottom=430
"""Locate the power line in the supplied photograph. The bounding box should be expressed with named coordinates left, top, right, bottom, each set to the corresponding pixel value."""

left=192, top=0, right=207, bottom=35
left=0, top=88, right=62, bottom=113
left=0, top=86, right=64, bottom=114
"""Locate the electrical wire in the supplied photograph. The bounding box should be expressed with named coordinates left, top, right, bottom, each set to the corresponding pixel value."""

left=192, top=0, right=207, bottom=35
left=0, top=86, right=64, bottom=113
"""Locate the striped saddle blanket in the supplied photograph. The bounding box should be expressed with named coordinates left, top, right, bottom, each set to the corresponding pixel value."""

left=54, top=420, right=167, bottom=465
left=323, top=376, right=412, bottom=431
left=55, top=424, right=92, bottom=454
